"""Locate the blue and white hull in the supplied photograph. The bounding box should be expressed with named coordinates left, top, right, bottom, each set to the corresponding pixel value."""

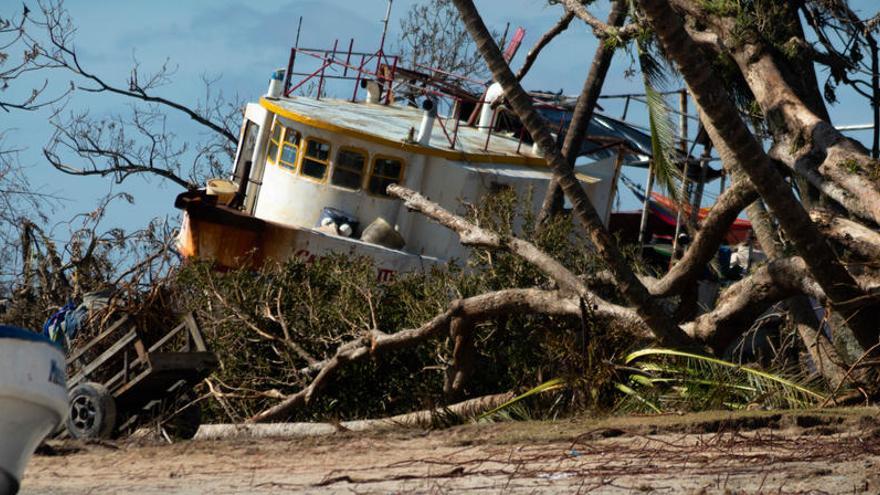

left=0, top=327, right=68, bottom=495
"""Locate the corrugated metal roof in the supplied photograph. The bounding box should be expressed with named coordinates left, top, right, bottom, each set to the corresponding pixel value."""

left=264, top=96, right=539, bottom=160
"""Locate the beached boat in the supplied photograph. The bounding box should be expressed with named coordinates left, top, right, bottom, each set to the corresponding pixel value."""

left=0, top=327, right=67, bottom=495
left=174, top=38, right=651, bottom=278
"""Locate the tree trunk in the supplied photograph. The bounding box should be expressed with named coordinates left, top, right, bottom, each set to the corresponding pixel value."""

left=810, top=210, right=880, bottom=261
left=673, top=0, right=880, bottom=226
left=535, top=0, right=627, bottom=226
left=637, top=0, right=879, bottom=352
left=452, top=0, right=693, bottom=348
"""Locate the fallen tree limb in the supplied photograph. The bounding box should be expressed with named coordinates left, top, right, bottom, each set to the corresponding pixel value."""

left=647, top=179, right=758, bottom=297
left=689, top=257, right=824, bottom=352
left=769, top=143, right=876, bottom=226
left=639, top=0, right=879, bottom=351
left=669, top=0, right=880, bottom=227
left=389, top=184, right=588, bottom=297
left=249, top=287, right=646, bottom=423
left=200, top=392, right=515, bottom=439
left=454, top=0, right=694, bottom=348
left=250, top=186, right=668, bottom=422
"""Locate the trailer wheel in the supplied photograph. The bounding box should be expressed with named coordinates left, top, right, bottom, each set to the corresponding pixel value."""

left=67, top=382, right=117, bottom=439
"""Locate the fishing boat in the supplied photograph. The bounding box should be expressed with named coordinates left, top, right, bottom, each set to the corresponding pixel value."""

left=0, top=327, right=67, bottom=495
left=173, top=33, right=658, bottom=278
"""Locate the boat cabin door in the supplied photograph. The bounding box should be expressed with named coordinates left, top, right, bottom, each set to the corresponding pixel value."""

left=233, top=103, right=272, bottom=214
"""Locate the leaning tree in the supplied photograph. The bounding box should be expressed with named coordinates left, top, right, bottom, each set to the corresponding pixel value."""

left=448, top=0, right=880, bottom=378
left=249, top=0, right=880, bottom=421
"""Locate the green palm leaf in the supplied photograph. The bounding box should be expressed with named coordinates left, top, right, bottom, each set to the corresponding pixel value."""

left=638, top=43, right=681, bottom=202
left=622, top=348, right=826, bottom=411
left=477, top=377, right=566, bottom=420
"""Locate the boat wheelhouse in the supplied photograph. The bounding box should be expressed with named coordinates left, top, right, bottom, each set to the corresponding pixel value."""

left=175, top=41, right=649, bottom=279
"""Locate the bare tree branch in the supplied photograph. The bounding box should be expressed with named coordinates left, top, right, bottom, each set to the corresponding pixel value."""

left=561, top=0, right=642, bottom=40
left=249, top=288, right=581, bottom=422
left=515, top=11, right=574, bottom=81
left=43, top=108, right=199, bottom=189
left=647, top=179, right=758, bottom=297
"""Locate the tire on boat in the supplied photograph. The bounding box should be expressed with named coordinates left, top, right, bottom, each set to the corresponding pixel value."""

left=67, top=382, right=117, bottom=439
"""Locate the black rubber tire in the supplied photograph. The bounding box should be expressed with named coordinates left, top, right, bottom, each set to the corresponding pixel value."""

left=66, top=382, right=117, bottom=439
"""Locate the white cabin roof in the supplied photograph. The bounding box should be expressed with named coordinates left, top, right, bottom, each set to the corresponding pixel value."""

left=260, top=96, right=548, bottom=167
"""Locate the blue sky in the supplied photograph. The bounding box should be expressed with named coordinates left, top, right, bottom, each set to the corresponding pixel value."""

left=4, top=0, right=879, bottom=233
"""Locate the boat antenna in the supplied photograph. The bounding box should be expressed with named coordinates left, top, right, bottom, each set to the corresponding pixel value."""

left=378, top=0, right=393, bottom=54
left=295, top=15, right=303, bottom=49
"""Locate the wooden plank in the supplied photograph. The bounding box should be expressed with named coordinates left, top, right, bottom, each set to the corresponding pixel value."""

left=147, top=322, right=186, bottom=353
left=183, top=312, right=208, bottom=352
left=66, top=315, right=130, bottom=365
left=111, top=366, right=154, bottom=400
left=103, top=358, right=146, bottom=395
left=68, top=329, right=138, bottom=388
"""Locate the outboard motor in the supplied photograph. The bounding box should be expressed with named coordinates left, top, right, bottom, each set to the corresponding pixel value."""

left=0, top=326, right=67, bottom=495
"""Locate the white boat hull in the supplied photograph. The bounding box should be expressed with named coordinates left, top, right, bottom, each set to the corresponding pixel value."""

left=0, top=328, right=68, bottom=494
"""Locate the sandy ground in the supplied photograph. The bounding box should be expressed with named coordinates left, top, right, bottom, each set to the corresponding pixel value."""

left=21, top=408, right=880, bottom=494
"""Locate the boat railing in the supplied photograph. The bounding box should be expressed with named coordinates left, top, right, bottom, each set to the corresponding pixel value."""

left=281, top=40, right=571, bottom=154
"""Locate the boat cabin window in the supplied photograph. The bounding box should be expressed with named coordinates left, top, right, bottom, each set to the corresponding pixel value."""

left=279, top=128, right=302, bottom=171
left=267, top=122, right=282, bottom=163
left=301, top=138, right=331, bottom=180
left=331, top=148, right=367, bottom=189
left=367, top=156, right=405, bottom=196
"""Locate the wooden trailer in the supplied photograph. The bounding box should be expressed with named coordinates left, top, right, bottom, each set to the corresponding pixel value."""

left=63, top=313, right=217, bottom=439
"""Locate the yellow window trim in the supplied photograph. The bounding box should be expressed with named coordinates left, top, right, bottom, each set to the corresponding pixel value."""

left=366, top=154, right=406, bottom=197
left=267, top=120, right=284, bottom=164
left=298, top=136, right=332, bottom=183
left=277, top=126, right=303, bottom=172
left=330, top=145, right=369, bottom=190
left=260, top=98, right=604, bottom=183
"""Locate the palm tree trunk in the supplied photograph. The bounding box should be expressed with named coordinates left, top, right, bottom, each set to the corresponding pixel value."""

left=451, top=0, right=693, bottom=348
left=637, top=0, right=878, bottom=351
left=535, top=0, right=627, bottom=226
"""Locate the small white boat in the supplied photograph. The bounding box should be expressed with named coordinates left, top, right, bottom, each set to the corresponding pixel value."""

left=0, top=326, right=68, bottom=495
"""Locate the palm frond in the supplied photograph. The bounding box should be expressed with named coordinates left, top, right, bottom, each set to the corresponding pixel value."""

left=638, top=44, right=681, bottom=202
left=638, top=45, right=670, bottom=89
left=615, top=382, right=663, bottom=413
left=620, top=348, right=826, bottom=412
left=477, top=377, right=566, bottom=420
